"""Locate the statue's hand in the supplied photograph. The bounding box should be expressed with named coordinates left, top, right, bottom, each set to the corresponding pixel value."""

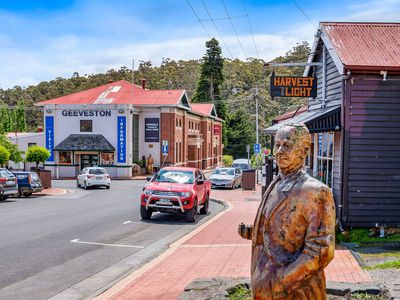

left=238, top=223, right=253, bottom=240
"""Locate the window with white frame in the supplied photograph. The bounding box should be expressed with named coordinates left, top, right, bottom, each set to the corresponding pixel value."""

left=313, top=132, right=334, bottom=188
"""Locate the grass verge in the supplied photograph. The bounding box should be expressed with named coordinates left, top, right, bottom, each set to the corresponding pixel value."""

left=364, top=259, right=400, bottom=270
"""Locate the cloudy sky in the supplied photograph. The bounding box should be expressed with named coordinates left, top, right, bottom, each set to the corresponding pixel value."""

left=0, top=0, right=399, bottom=89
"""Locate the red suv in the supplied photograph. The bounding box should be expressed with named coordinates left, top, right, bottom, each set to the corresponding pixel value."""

left=140, top=167, right=211, bottom=222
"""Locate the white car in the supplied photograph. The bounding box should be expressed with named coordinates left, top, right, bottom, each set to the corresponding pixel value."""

left=209, top=167, right=242, bottom=189
left=77, top=167, right=111, bottom=190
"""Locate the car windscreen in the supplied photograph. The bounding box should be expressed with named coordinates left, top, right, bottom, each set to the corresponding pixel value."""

left=232, top=163, right=250, bottom=170
left=0, top=170, right=13, bottom=178
left=31, top=173, right=40, bottom=181
left=154, top=170, right=194, bottom=184
left=212, top=168, right=234, bottom=176
left=89, top=169, right=106, bottom=175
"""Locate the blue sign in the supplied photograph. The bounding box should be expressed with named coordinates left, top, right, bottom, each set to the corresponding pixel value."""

left=145, top=118, right=159, bottom=142
left=45, top=116, right=54, bottom=162
left=254, top=143, right=261, bottom=154
left=117, top=116, right=126, bottom=163
left=162, top=140, right=168, bottom=155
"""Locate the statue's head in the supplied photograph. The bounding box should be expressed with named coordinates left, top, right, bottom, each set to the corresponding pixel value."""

left=274, top=123, right=311, bottom=174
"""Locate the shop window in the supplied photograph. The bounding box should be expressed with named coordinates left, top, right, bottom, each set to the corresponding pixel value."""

left=314, top=132, right=334, bottom=188
left=101, top=152, right=114, bottom=165
left=80, top=120, right=92, bottom=132
left=59, top=151, right=72, bottom=164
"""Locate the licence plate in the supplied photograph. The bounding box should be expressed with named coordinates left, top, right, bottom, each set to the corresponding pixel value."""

left=157, top=198, right=172, bottom=205
left=6, top=181, right=15, bottom=186
left=96, top=176, right=103, bottom=180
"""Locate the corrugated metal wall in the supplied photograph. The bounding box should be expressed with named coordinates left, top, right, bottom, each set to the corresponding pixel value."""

left=343, top=76, right=400, bottom=226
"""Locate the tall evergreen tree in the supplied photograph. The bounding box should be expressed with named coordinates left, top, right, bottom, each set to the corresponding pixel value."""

left=14, top=100, right=27, bottom=132
left=192, top=38, right=226, bottom=120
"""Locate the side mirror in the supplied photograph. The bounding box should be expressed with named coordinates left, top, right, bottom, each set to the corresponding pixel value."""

left=146, top=176, right=153, bottom=182
left=197, top=179, right=204, bottom=185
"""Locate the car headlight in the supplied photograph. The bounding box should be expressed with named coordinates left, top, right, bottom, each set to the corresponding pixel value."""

left=144, top=189, right=154, bottom=196
left=179, top=192, right=192, bottom=198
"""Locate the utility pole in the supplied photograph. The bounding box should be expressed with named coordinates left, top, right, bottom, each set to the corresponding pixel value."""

left=255, top=85, right=259, bottom=183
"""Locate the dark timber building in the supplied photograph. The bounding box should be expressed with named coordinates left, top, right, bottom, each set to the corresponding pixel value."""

left=265, top=22, right=400, bottom=227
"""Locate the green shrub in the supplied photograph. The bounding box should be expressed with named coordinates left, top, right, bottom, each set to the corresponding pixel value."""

left=0, top=145, right=10, bottom=167
left=222, top=155, right=234, bottom=167
left=26, top=146, right=50, bottom=167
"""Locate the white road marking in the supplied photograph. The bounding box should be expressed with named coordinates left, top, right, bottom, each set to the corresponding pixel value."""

left=70, top=239, right=144, bottom=249
left=122, top=220, right=142, bottom=225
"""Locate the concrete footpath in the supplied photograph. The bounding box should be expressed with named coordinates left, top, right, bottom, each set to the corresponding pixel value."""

left=95, top=186, right=371, bottom=300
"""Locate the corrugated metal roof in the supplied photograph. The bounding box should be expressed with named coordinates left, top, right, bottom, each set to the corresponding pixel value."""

left=36, top=80, right=185, bottom=106
left=273, top=106, right=308, bottom=123
left=322, top=22, right=400, bottom=71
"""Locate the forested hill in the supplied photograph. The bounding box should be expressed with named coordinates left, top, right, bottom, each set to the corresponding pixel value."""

left=0, top=41, right=310, bottom=145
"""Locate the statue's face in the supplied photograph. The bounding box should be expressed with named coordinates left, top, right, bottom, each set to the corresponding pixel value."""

left=274, top=126, right=308, bottom=174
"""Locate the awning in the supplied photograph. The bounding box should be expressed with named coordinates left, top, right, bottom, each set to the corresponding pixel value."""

left=263, top=105, right=341, bottom=135
left=53, top=134, right=115, bottom=151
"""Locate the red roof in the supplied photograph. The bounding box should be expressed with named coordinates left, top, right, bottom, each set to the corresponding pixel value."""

left=322, top=22, right=400, bottom=71
left=37, top=80, right=185, bottom=106
left=273, top=106, right=307, bottom=123
left=190, top=103, right=214, bottom=116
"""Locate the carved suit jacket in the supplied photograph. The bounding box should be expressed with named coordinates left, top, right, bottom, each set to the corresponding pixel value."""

left=251, top=169, right=335, bottom=300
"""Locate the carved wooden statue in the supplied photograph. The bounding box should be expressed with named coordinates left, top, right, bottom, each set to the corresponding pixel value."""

left=239, top=123, right=335, bottom=300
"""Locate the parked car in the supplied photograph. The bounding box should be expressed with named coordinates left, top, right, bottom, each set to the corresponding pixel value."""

left=140, top=167, right=211, bottom=222
left=0, top=168, right=18, bottom=200
left=77, top=167, right=111, bottom=190
left=209, top=167, right=242, bottom=189
left=12, top=171, right=43, bottom=197
left=232, top=158, right=252, bottom=170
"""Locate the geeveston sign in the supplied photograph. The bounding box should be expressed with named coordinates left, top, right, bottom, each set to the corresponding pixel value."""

left=61, top=110, right=112, bottom=117
left=270, top=73, right=317, bottom=98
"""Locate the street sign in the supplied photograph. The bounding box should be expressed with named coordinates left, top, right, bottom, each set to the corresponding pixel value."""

left=270, top=73, right=317, bottom=99
left=162, top=140, right=168, bottom=156
left=246, top=144, right=250, bottom=153
left=254, top=143, right=261, bottom=154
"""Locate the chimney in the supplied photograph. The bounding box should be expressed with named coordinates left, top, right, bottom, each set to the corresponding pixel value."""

left=37, top=126, right=43, bottom=133
left=141, top=79, right=146, bottom=90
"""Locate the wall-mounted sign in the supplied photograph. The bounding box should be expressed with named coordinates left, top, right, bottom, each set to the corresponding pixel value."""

left=45, top=116, right=54, bottom=162
left=61, top=110, right=112, bottom=117
left=213, top=124, right=221, bottom=135
left=145, top=118, right=160, bottom=142
left=117, top=116, right=126, bottom=163
left=270, top=73, right=317, bottom=98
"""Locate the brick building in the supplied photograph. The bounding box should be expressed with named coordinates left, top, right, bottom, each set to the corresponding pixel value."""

left=37, top=80, right=223, bottom=178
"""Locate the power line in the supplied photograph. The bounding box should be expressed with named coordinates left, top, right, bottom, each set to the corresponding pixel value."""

left=221, top=0, right=247, bottom=59
left=241, top=0, right=260, bottom=59
left=199, top=14, right=248, bottom=22
left=186, top=0, right=212, bottom=38
left=200, top=0, right=234, bottom=59
left=291, top=0, right=318, bottom=30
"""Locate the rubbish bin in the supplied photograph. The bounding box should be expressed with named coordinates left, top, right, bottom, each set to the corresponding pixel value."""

left=242, top=169, right=256, bottom=190
left=37, top=169, right=52, bottom=189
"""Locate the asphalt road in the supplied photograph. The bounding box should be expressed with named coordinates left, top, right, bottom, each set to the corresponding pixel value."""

left=0, top=180, right=224, bottom=300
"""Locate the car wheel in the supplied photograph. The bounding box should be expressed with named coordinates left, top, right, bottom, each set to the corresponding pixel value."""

left=200, top=194, right=209, bottom=215
left=185, top=199, right=198, bottom=223
left=13, top=189, right=22, bottom=198
left=84, top=181, right=88, bottom=190
left=106, top=185, right=110, bottom=189
left=140, top=206, right=152, bottom=220
left=0, top=195, right=8, bottom=201
left=23, top=192, right=32, bottom=197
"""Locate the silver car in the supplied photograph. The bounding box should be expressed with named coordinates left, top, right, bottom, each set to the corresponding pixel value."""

left=210, top=167, right=242, bottom=189
left=0, top=168, right=18, bottom=200
left=77, top=167, right=111, bottom=190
